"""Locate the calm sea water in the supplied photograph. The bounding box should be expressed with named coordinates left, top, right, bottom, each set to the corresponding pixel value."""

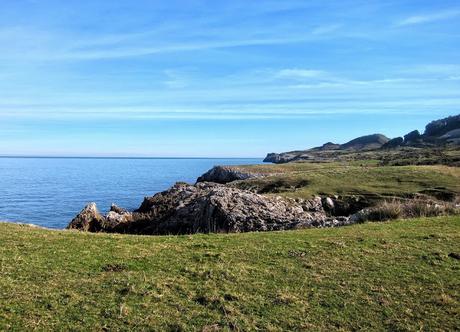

left=0, top=157, right=261, bottom=229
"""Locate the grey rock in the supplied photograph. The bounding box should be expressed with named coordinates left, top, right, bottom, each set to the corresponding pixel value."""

left=196, top=166, right=261, bottom=184
left=110, top=203, right=128, bottom=214
left=69, top=182, right=354, bottom=235
left=67, top=203, right=105, bottom=232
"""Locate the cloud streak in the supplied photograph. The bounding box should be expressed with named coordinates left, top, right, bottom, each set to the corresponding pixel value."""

left=396, top=9, right=460, bottom=26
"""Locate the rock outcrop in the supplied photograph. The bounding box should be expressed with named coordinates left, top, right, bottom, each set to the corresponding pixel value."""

left=263, top=152, right=310, bottom=163
left=196, top=166, right=261, bottom=184
left=67, top=203, right=106, bottom=232
left=68, top=182, right=353, bottom=235
left=425, top=114, right=460, bottom=138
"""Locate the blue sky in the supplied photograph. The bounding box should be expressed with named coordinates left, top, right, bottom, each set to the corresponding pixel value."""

left=0, top=0, right=459, bottom=157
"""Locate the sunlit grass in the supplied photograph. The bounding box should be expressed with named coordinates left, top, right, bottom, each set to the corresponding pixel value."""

left=1, top=216, right=459, bottom=330
left=233, top=163, right=460, bottom=200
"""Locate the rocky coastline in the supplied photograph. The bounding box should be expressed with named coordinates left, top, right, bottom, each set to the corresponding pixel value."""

left=67, top=114, right=460, bottom=235
left=68, top=180, right=354, bottom=235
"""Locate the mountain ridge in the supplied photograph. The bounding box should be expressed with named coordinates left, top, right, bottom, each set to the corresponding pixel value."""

left=264, top=114, right=460, bottom=164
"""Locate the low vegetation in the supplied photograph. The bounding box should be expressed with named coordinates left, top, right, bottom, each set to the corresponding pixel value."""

left=232, top=162, right=460, bottom=202
left=353, top=199, right=460, bottom=222
left=1, top=217, right=459, bottom=330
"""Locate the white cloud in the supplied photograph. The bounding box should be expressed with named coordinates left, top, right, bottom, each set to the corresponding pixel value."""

left=397, top=9, right=460, bottom=26
left=276, top=69, right=328, bottom=80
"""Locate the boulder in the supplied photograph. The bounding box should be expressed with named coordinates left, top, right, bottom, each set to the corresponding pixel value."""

left=196, top=166, right=260, bottom=184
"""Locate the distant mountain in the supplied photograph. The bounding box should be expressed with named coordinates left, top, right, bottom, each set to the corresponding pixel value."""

left=264, top=114, right=460, bottom=164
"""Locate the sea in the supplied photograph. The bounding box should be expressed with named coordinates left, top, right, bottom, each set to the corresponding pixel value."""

left=0, top=157, right=262, bottom=229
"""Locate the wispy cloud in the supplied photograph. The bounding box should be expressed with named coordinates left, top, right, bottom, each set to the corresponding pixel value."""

left=396, top=9, right=460, bottom=26
left=276, top=69, right=329, bottom=80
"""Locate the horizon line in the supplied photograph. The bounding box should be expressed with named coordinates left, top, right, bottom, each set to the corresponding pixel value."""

left=0, top=155, right=263, bottom=160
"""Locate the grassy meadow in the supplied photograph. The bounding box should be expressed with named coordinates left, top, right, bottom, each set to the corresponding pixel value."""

left=232, top=162, right=460, bottom=201
left=1, top=216, right=459, bottom=331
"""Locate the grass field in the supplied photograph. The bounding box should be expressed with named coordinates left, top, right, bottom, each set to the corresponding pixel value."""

left=1, top=216, right=459, bottom=331
left=232, top=163, right=460, bottom=201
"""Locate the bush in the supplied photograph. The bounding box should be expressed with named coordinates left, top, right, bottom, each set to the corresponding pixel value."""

left=353, top=199, right=460, bottom=222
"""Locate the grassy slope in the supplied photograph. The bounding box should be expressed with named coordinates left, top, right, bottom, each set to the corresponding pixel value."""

left=232, top=163, right=460, bottom=200
left=1, top=217, right=459, bottom=331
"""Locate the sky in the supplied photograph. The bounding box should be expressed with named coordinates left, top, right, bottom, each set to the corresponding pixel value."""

left=0, top=0, right=459, bottom=157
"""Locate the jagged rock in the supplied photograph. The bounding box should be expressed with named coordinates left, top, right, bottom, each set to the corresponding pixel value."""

left=196, top=166, right=261, bottom=184
left=67, top=203, right=105, bottom=232
left=106, top=210, right=133, bottom=225
left=110, top=203, right=128, bottom=214
left=68, top=182, right=354, bottom=235
left=263, top=153, right=282, bottom=163
left=381, top=137, right=403, bottom=149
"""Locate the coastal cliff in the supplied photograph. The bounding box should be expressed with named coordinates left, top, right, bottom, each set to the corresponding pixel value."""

left=68, top=114, right=460, bottom=235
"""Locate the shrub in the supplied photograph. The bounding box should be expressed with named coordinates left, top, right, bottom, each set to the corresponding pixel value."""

left=354, top=198, right=460, bottom=222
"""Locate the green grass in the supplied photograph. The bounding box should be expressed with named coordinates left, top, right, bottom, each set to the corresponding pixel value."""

left=233, top=163, right=460, bottom=200
left=1, top=217, right=459, bottom=331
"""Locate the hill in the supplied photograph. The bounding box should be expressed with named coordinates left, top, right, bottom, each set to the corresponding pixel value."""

left=340, top=134, right=389, bottom=150
left=1, top=216, right=459, bottom=330
left=264, top=114, right=460, bottom=164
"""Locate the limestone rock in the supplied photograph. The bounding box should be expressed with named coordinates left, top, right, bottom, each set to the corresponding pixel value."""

left=196, top=166, right=261, bottom=184
left=68, top=182, right=354, bottom=235
left=67, top=203, right=105, bottom=232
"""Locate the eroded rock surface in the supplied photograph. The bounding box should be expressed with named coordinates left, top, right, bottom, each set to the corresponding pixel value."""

left=68, top=182, right=352, bottom=235
left=67, top=203, right=105, bottom=232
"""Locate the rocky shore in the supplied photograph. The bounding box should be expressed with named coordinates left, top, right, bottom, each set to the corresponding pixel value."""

left=67, top=114, right=460, bottom=235
left=68, top=181, right=353, bottom=235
